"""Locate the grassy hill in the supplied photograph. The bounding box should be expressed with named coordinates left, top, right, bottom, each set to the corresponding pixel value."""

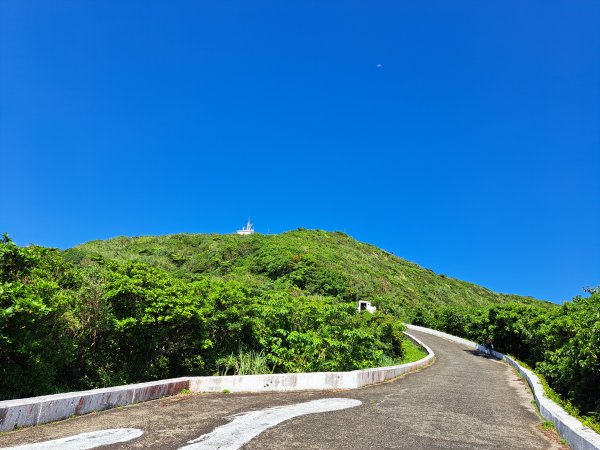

left=5, top=230, right=597, bottom=424
left=68, top=229, right=548, bottom=319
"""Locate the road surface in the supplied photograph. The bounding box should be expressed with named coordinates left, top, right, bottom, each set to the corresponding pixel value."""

left=0, top=330, right=562, bottom=449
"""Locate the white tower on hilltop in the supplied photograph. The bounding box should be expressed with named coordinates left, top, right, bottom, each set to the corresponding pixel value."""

left=236, top=219, right=255, bottom=235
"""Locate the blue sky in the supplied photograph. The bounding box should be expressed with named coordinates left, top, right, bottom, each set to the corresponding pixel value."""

left=1, top=1, right=598, bottom=303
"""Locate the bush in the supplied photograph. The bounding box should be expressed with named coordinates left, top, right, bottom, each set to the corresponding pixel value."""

left=0, top=236, right=80, bottom=398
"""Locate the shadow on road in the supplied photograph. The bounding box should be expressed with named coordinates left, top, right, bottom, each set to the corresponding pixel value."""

left=462, top=349, right=499, bottom=360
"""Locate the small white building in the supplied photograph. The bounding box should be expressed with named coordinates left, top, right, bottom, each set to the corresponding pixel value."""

left=237, top=219, right=255, bottom=235
left=357, top=300, right=377, bottom=313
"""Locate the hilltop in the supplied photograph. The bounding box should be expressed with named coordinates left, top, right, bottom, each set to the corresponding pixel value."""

left=68, top=229, right=548, bottom=319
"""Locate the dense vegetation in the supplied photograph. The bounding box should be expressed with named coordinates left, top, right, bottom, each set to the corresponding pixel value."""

left=2, top=228, right=595, bottom=430
left=0, top=233, right=407, bottom=399
left=413, top=292, right=600, bottom=426
left=69, top=229, right=544, bottom=318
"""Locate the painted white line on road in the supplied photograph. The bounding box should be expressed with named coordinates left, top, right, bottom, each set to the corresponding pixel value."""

left=1, top=428, right=143, bottom=450
left=180, top=398, right=362, bottom=450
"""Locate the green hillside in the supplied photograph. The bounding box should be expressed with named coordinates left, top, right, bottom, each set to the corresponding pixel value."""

left=69, top=229, right=547, bottom=319
left=3, top=230, right=597, bottom=426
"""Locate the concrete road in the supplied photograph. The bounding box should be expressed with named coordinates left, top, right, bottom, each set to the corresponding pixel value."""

left=0, top=330, right=563, bottom=449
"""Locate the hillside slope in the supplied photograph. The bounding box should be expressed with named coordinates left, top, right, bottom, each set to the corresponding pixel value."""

left=69, top=229, right=547, bottom=318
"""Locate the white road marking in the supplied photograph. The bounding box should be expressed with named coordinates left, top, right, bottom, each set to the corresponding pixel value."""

left=1, top=428, right=143, bottom=450
left=179, top=397, right=362, bottom=450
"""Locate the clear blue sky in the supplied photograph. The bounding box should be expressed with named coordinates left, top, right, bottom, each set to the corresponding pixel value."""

left=1, top=1, right=599, bottom=303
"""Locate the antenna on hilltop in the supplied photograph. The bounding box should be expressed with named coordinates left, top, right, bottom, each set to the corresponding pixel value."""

left=236, top=218, right=255, bottom=235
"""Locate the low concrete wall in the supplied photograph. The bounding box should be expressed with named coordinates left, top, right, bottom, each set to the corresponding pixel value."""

left=189, top=332, right=434, bottom=393
left=405, top=324, right=600, bottom=450
left=0, top=332, right=433, bottom=432
left=0, top=378, right=190, bottom=432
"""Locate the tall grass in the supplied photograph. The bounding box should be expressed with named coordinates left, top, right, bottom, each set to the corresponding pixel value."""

left=373, top=338, right=428, bottom=367
left=217, top=350, right=272, bottom=376
left=218, top=340, right=426, bottom=376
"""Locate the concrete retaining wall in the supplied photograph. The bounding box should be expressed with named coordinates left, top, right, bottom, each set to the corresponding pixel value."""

left=189, top=332, right=434, bottom=393
left=0, top=378, right=190, bottom=432
left=406, top=324, right=600, bottom=450
left=0, top=332, right=433, bottom=432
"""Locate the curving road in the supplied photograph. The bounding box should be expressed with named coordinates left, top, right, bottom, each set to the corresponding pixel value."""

left=0, top=330, right=562, bottom=450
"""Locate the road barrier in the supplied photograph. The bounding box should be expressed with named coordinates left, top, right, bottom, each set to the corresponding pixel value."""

left=0, top=332, right=433, bottom=432
left=0, top=378, right=190, bottom=432
left=405, top=324, right=600, bottom=450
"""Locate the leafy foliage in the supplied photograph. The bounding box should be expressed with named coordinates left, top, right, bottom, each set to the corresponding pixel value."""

left=0, top=235, right=80, bottom=397
left=1, top=233, right=408, bottom=399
